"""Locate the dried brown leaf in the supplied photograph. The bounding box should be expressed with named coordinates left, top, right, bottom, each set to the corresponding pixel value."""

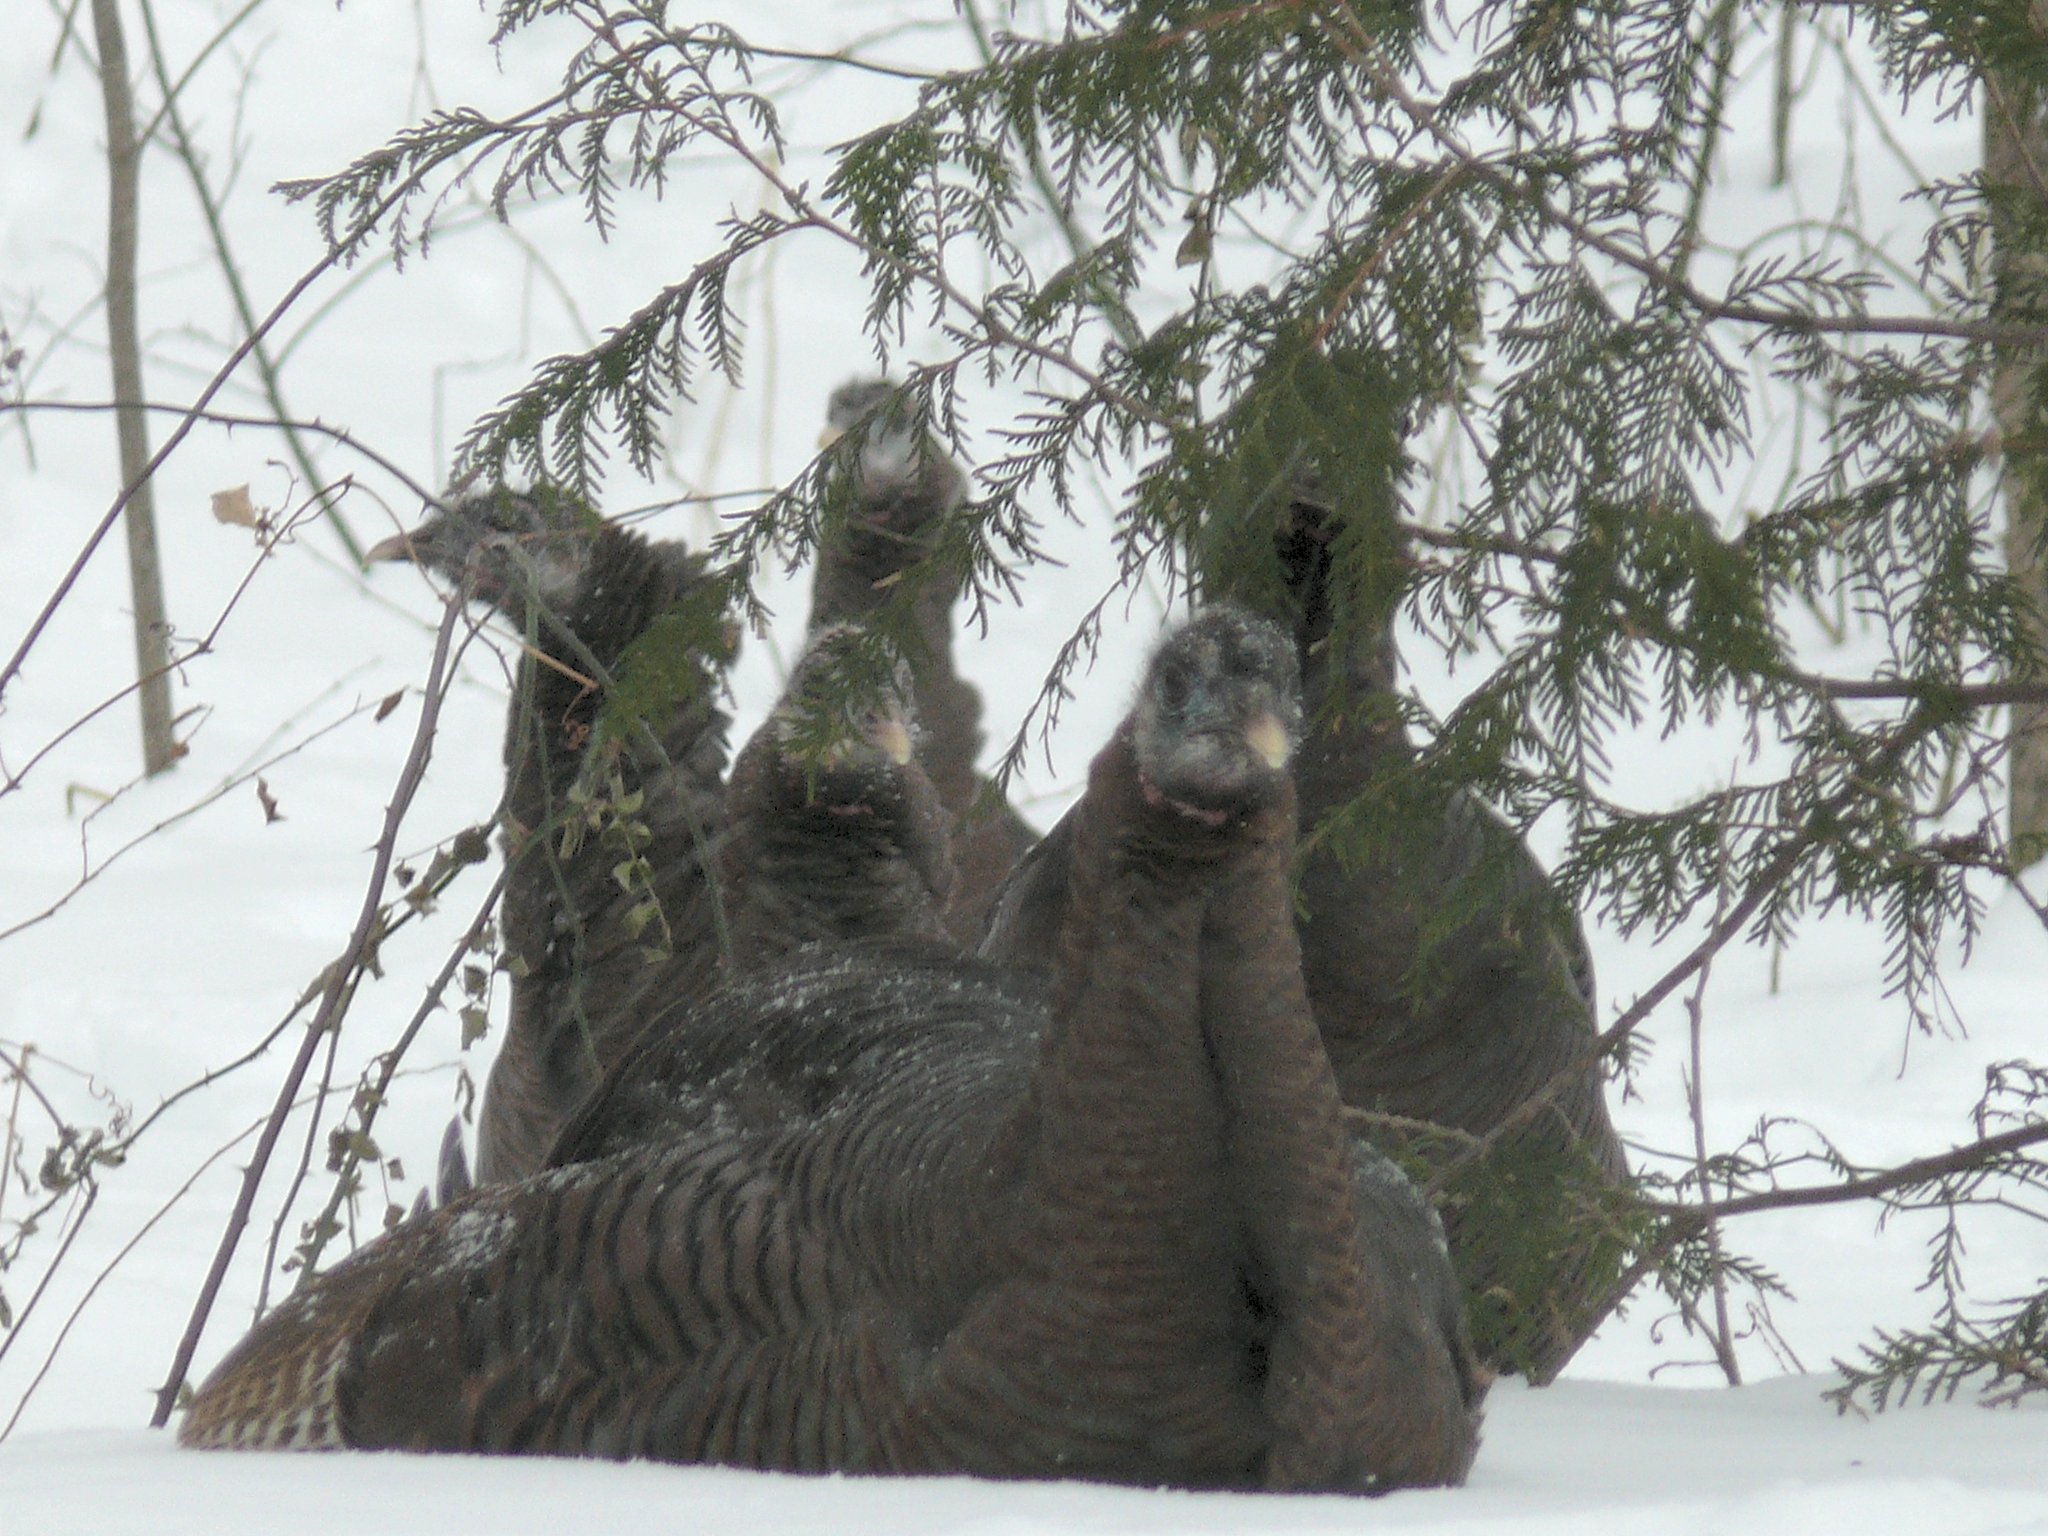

left=210, top=484, right=260, bottom=528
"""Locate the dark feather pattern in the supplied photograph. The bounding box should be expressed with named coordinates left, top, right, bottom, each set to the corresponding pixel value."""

left=370, top=489, right=733, bottom=1184
left=985, top=481, right=1627, bottom=1379
left=180, top=609, right=1479, bottom=1492
left=1274, top=480, right=1629, bottom=1380
left=811, top=379, right=1037, bottom=945
left=714, top=625, right=954, bottom=976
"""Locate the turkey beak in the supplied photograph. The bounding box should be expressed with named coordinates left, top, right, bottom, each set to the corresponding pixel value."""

left=866, top=704, right=915, bottom=767
left=1244, top=710, right=1292, bottom=771
left=365, top=530, right=420, bottom=566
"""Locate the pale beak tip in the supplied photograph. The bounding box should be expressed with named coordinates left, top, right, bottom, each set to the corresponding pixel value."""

left=870, top=715, right=915, bottom=767
left=364, top=531, right=417, bottom=566
left=1246, top=713, right=1292, bottom=771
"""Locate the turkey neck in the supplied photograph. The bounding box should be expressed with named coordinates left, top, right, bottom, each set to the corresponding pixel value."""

left=1011, top=724, right=1239, bottom=1251
left=1282, top=528, right=1453, bottom=1078
left=1000, top=726, right=1378, bottom=1489
left=484, top=527, right=729, bottom=1184
left=718, top=745, right=951, bottom=972
left=810, top=521, right=984, bottom=819
left=496, top=523, right=727, bottom=960
left=1192, top=768, right=1384, bottom=1490
left=502, top=526, right=726, bottom=850
left=1280, top=496, right=1412, bottom=803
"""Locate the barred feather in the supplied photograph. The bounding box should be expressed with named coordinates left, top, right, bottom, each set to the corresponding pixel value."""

left=182, top=610, right=1478, bottom=1493
left=993, top=479, right=1633, bottom=1379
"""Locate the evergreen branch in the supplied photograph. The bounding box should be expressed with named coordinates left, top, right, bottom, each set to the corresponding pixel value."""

left=1324, top=13, right=2048, bottom=348
left=443, top=13, right=1190, bottom=493
left=1430, top=701, right=1949, bottom=1191
left=1569, top=1119, right=2048, bottom=1369
left=959, top=0, right=1145, bottom=352
left=1401, top=521, right=2048, bottom=707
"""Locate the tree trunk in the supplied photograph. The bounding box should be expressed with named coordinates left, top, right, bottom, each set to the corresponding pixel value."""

left=91, top=0, right=177, bottom=778
left=1988, top=13, right=2048, bottom=862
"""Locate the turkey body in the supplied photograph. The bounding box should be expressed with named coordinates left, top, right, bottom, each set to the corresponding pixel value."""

left=811, top=380, right=1038, bottom=944
left=987, top=481, right=1628, bottom=1380
left=713, top=626, right=954, bottom=976
left=370, top=491, right=733, bottom=1184
left=180, top=610, right=1480, bottom=1492
left=1275, top=485, right=1628, bottom=1380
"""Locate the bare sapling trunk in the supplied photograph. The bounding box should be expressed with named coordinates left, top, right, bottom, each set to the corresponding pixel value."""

left=91, top=0, right=177, bottom=777
left=1988, top=10, right=2048, bottom=861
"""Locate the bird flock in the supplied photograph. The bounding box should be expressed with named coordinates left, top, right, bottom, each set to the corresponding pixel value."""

left=177, top=381, right=1628, bottom=1494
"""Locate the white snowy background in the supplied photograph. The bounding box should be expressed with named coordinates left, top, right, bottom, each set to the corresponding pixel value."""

left=0, top=3, right=2043, bottom=1532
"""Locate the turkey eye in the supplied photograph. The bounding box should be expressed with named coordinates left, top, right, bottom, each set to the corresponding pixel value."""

left=1155, top=662, right=1191, bottom=712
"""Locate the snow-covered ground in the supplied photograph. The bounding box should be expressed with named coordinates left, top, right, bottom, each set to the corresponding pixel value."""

left=6, top=1379, right=2047, bottom=1536
left=1, top=3, right=2043, bottom=1531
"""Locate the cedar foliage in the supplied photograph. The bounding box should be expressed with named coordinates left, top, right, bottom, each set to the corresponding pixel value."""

left=280, top=0, right=2048, bottom=1400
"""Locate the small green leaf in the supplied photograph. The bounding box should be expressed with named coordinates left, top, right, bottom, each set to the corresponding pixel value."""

left=460, top=1005, right=491, bottom=1047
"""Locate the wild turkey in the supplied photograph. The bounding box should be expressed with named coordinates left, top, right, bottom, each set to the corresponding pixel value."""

left=715, top=623, right=954, bottom=974
left=985, top=474, right=1628, bottom=1381
left=368, top=488, right=734, bottom=1184
left=180, top=607, right=1481, bottom=1493
left=1269, top=475, right=1628, bottom=1380
left=811, top=379, right=1038, bottom=944
left=397, top=622, right=950, bottom=1221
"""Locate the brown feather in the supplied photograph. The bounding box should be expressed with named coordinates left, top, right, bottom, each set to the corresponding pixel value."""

left=811, top=380, right=1037, bottom=945
left=182, top=610, right=1477, bottom=1492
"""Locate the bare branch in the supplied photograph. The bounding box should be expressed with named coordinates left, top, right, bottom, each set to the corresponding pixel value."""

left=147, top=594, right=473, bottom=1427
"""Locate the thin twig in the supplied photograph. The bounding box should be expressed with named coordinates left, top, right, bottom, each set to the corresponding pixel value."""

left=133, top=0, right=364, bottom=562
left=147, top=594, right=470, bottom=1429
left=0, top=1042, right=66, bottom=1136
left=289, top=864, right=507, bottom=1287
left=1682, top=804, right=1741, bottom=1383
left=0, top=1113, right=270, bottom=1442
left=0, top=1043, right=28, bottom=1231
left=254, top=995, right=349, bottom=1319
left=0, top=704, right=369, bottom=947
left=0, top=398, right=440, bottom=512
left=21, top=822, right=488, bottom=1215
left=0, top=486, right=340, bottom=798
left=0, top=92, right=482, bottom=712
left=1647, top=1120, right=2048, bottom=1230
left=0, top=1182, right=99, bottom=1383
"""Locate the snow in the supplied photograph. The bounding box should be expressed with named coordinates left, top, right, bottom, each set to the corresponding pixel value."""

left=6, top=1380, right=2046, bottom=1536
left=1, top=2, right=2044, bottom=1532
